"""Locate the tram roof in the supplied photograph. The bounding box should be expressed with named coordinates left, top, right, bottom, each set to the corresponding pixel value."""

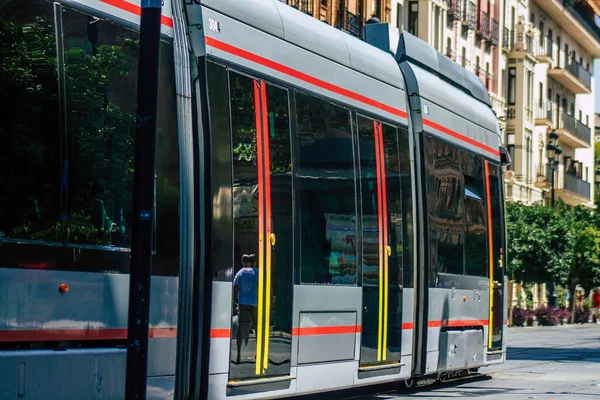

left=201, top=0, right=405, bottom=90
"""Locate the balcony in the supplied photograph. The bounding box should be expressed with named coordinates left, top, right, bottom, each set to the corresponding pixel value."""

left=561, top=171, right=591, bottom=201
left=535, top=36, right=553, bottom=63
left=548, top=54, right=592, bottom=94
left=447, top=0, right=462, bottom=19
left=567, top=0, right=600, bottom=55
left=477, top=11, right=491, bottom=40
left=338, top=9, right=362, bottom=38
left=531, top=0, right=600, bottom=57
left=536, top=165, right=591, bottom=204
left=556, top=111, right=591, bottom=148
left=490, top=19, right=499, bottom=45
left=502, top=27, right=513, bottom=51
left=534, top=163, right=552, bottom=188
left=462, top=1, right=477, bottom=28
left=285, top=0, right=313, bottom=15
left=534, top=100, right=554, bottom=127
left=506, top=31, right=536, bottom=56
left=445, top=46, right=457, bottom=60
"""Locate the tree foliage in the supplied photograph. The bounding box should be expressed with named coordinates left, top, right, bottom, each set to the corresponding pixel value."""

left=507, top=201, right=600, bottom=316
left=506, top=201, right=571, bottom=284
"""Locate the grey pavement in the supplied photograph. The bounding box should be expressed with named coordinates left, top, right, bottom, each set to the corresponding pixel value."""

left=299, top=324, right=600, bottom=399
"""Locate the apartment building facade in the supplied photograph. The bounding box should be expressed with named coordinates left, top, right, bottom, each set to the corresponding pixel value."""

left=284, top=0, right=600, bottom=210
left=280, top=0, right=392, bottom=32
left=389, top=0, right=600, bottom=209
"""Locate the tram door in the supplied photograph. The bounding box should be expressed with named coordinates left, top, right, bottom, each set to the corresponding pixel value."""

left=358, top=117, right=404, bottom=368
left=228, top=72, right=293, bottom=380
left=485, top=162, right=504, bottom=350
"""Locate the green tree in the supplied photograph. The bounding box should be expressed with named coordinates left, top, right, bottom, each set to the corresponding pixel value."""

left=561, top=205, right=600, bottom=322
left=595, top=141, right=600, bottom=209
left=506, top=201, right=571, bottom=285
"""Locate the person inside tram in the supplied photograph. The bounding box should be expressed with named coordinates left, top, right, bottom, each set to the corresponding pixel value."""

left=233, top=253, right=258, bottom=364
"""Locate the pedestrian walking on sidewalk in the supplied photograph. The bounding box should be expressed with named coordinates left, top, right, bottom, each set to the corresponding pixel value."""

left=592, top=288, right=600, bottom=325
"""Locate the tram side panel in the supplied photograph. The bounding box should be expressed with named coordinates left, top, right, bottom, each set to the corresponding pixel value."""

left=397, top=57, right=505, bottom=376
left=0, top=1, right=180, bottom=398
left=201, top=4, right=417, bottom=398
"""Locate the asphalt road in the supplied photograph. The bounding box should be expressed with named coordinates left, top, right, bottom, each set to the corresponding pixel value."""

left=300, top=324, right=600, bottom=399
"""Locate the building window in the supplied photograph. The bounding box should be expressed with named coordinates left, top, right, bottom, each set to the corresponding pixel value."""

left=396, top=3, right=402, bottom=29
left=461, top=47, right=466, bottom=68
left=408, top=1, right=418, bottom=36
left=507, top=68, right=516, bottom=105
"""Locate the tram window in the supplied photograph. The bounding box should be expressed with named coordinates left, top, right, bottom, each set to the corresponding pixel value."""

left=424, top=136, right=464, bottom=283
left=61, top=8, right=140, bottom=249
left=381, top=123, right=404, bottom=289
left=207, top=61, right=234, bottom=281
left=295, top=92, right=357, bottom=285
left=487, top=163, right=504, bottom=272
left=0, top=2, right=180, bottom=275
left=0, top=1, right=61, bottom=243
left=398, top=126, right=414, bottom=288
left=461, top=151, right=487, bottom=277
left=63, top=8, right=179, bottom=266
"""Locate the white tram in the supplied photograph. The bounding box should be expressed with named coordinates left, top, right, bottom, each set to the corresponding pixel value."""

left=0, top=0, right=509, bottom=398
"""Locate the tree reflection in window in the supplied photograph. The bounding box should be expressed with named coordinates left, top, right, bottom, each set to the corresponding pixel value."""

left=0, top=3, right=61, bottom=242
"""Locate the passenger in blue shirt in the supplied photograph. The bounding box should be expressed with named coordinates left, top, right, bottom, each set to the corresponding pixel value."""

left=234, top=254, right=258, bottom=364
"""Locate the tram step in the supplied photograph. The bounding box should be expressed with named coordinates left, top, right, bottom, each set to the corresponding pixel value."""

left=227, top=375, right=295, bottom=388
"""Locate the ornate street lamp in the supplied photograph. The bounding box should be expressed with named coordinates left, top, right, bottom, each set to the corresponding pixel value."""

left=547, top=131, right=562, bottom=308
left=547, top=130, right=562, bottom=208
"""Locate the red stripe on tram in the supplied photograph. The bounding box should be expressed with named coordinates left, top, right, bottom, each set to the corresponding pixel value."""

left=204, top=36, right=501, bottom=158
left=204, top=37, right=408, bottom=119
left=422, top=118, right=500, bottom=157
left=428, top=319, right=489, bottom=328
left=292, top=325, right=361, bottom=336
left=99, top=0, right=175, bottom=28
left=0, top=328, right=177, bottom=342
left=210, top=328, right=231, bottom=339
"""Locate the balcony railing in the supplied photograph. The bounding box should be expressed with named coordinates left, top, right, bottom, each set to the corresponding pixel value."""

left=445, top=47, right=456, bottom=60
left=477, top=11, right=491, bottom=39
left=559, top=111, right=591, bottom=144
left=565, top=57, right=592, bottom=90
left=447, top=0, right=461, bottom=18
left=535, top=36, right=553, bottom=59
left=463, top=2, right=477, bottom=28
left=567, top=0, right=600, bottom=46
left=490, top=18, right=499, bottom=45
left=502, top=27, right=512, bottom=51
left=285, top=0, right=313, bottom=15
left=524, top=34, right=535, bottom=55
left=563, top=171, right=591, bottom=199
left=338, top=9, right=362, bottom=38
left=534, top=100, right=553, bottom=123
left=535, top=163, right=551, bottom=185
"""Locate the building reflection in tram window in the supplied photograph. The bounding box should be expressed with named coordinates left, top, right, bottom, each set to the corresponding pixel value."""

left=425, top=136, right=464, bottom=285
left=461, top=151, right=487, bottom=277
left=295, top=93, right=357, bottom=285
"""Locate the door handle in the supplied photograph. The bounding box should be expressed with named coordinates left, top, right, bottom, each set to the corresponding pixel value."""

left=270, top=233, right=276, bottom=247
